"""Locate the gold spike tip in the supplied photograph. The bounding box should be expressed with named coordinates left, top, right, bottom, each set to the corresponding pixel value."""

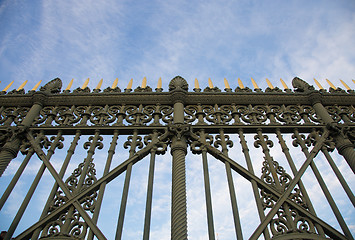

left=238, top=78, right=245, bottom=89
left=340, top=79, right=350, bottom=90
left=81, top=78, right=89, bottom=89
left=95, top=79, right=103, bottom=89
left=208, top=78, right=214, bottom=88
left=66, top=79, right=74, bottom=90
left=326, top=79, right=336, bottom=89
left=17, top=80, right=28, bottom=90
left=142, top=77, right=147, bottom=88
left=31, top=80, right=42, bottom=91
left=127, top=78, right=133, bottom=89
left=313, top=78, right=324, bottom=90
left=224, top=78, right=231, bottom=89
left=352, top=79, right=355, bottom=85
left=265, top=78, right=274, bottom=89
left=280, top=78, right=288, bottom=89
left=157, top=77, right=162, bottom=89
left=251, top=78, right=259, bottom=89
left=194, top=78, right=200, bottom=89
left=3, top=80, right=14, bottom=91
left=111, top=78, right=118, bottom=89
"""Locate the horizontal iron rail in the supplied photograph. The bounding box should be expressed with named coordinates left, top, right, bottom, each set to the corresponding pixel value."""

left=0, top=91, right=354, bottom=106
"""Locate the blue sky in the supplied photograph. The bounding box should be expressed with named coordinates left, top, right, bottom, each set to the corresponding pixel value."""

left=0, top=0, right=354, bottom=90
left=0, top=1, right=355, bottom=239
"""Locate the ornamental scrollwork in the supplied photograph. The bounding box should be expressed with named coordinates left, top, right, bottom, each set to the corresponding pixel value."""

left=124, top=135, right=144, bottom=151
left=242, top=105, right=268, bottom=124
left=143, top=131, right=169, bottom=155
left=125, top=105, right=152, bottom=126
left=41, top=210, right=87, bottom=239
left=204, top=104, right=233, bottom=124
left=213, top=134, right=233, bottom=152
left=189, top=130, right=213, bottom=154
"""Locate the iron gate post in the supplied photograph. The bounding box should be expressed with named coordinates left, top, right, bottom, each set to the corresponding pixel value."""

left=0, top=93, right=45, bottom=176
left=169, top=77, right=189, bottom=240
left=310, top=92, right=355, bottom=173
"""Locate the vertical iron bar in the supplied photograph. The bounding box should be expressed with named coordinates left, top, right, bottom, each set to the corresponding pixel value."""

left=255, top=129, right=296, bottom=232
left=311, top=130, right=355, bottom=207
left=200, top=130, right=215, bottom=240
left=31, top=130, right=79, bottom=239
left=115, top=129, right=139, bottom=240
left=275, top=128, right=325, bottom=236
left=87, top=130, right=119, bottom=240
left=5, top=131, right=60, bottom=240
left=0, top=150, right=34, bottom=211
left=238, top=129, right=270, bottom=240
left=219, top=128, right=243, bottom=240
left=322, top=149, right=355, bottom=207
left=143, top=132, right=158, bottom=240
left=294, top=129, right=353, bottom=239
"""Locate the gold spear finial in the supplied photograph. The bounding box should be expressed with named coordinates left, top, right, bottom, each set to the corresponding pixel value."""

left=66, top=79, right=74, bottom=90
left=280, top=78, right=288, bottom=89
left=17, top=80, right=28, bottom=90
left=96, top=79, right=103, bottom=89
left=224, top=78, right=231, bottom=89
left=314, top=78, right=324, bottom=89
left=208, top=78, right=214, bottom=88
left=340, top=79, right=350, bottom=90
left=266, top=78, right=274, bottom=89
left=112, top=78, right=118, bottom=88
left=31, top=80, right=42, bottom=91
left=326, top=79, right=336, bottom=89
left=81, top=78, right=89, bottom=89
left=195, top=78, right=200, bottom=89
left=142, top=77, right=147, bottom=88
left=127, top=78, right=133, bottom=89
left=352, top=79, right=355, bottom=85
left=3, top=81, right=14, bottom=91
left=251, top=78, right=259, bottom=89
left=157, top=77, right=162, bottom=89
left=238, top=78, right=245, bottom=88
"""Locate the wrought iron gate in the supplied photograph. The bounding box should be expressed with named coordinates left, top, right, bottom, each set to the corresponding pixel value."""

left=0, top=76, right=354, bottom=239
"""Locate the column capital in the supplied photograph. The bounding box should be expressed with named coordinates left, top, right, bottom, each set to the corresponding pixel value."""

left=169, top=76, right=188, bottom=104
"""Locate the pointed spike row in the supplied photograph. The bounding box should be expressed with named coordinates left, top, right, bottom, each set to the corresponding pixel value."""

left=224, top=78, right=230, bottom=89
left=280, top=78, right=288, bottom=89
left=3, top=81, right=14, bottom=91
left=340, top=80, right=350, bottom=90
left=208, top=78, right=213, bottom=88
left=95, top=79, right=103, bottom=89
left=111, top=78, right=118, bottom=88
left=66, top=79, right=74, bottom=90
left=157, top=77, right=162, bottom=89
left=251, top=78, right=259, bottom=89
left=32, top=80, right=42, bottom=91
left=194, top=78, right=200, bottom=89
left=127, top=78, right=133, bottom=89
left=81, top=78, right=89, bottom=89
left=314, top=78, right=324, bottom=89
left=238, top=78, right=245, bottom=89
left=326, top=79, right=336, bottom=89
left=265, top=78, right=274, bottom=89
left=17, top=80, right=28, bottom=90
